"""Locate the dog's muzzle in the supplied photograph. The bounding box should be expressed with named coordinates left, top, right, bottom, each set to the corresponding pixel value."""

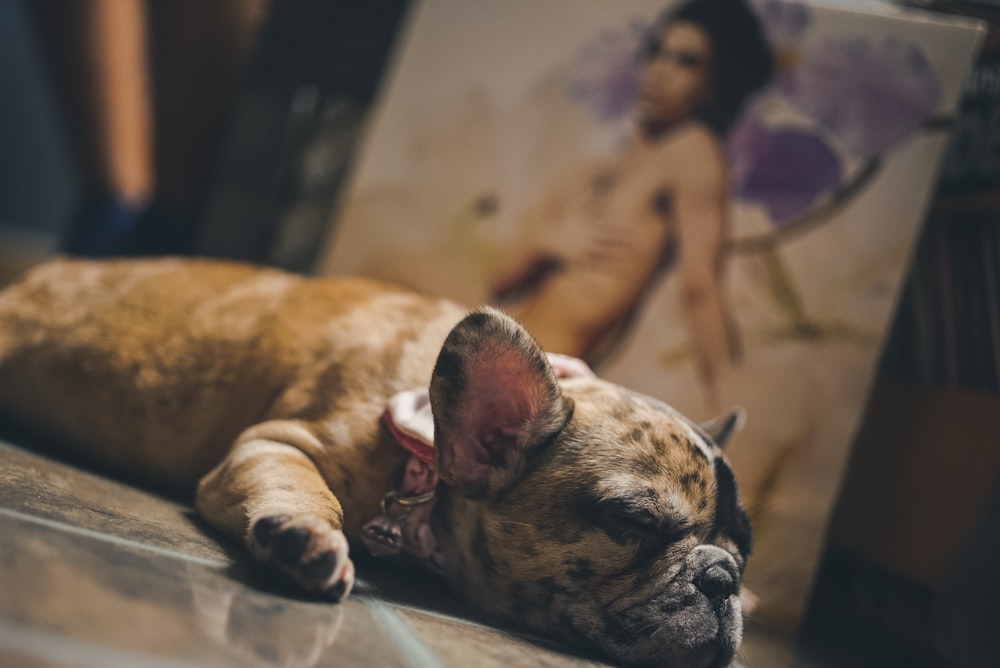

left=602, top=545, right=743, bottom=668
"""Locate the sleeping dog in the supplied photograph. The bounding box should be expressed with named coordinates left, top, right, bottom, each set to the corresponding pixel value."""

left=0, top=258, right=750, bottom=667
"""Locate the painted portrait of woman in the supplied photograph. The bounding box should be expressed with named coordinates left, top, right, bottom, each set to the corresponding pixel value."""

left=317, top=0, right=979, bottom=630
left=490, top=0, right=773, bottom=409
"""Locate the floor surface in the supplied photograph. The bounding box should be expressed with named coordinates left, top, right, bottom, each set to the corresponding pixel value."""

left=0, top=431, right=817, bottom=668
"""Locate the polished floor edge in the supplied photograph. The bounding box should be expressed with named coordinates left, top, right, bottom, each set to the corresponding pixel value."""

left=0, top=621, right=199, bottom=668
left=0, top=506, right=229, bottom=569
left=391, top=602, right=488, bottom=631
left=362, top=598, right=445, bottom=668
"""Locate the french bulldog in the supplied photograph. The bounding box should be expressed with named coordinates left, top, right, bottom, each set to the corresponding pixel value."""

left=0, top=258, right=750, bottom=667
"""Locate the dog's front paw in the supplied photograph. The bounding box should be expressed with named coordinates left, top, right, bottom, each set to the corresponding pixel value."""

left=250, top=513, right=355, bottom=601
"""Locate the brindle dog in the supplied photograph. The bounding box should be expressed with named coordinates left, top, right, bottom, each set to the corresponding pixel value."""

left=0, top=258, right=750, bottom=667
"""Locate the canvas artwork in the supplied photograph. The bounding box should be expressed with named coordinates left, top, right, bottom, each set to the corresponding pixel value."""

left=317, top=0, right=983, bottom=629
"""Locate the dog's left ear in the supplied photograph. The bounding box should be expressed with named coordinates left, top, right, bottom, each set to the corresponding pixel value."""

left=430, top=307, right=571, bottom=496
left=700, top=407, right=745, bottom=449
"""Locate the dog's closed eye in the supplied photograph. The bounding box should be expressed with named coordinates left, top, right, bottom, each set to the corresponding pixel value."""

left=590, top=498, right=688, bottom=545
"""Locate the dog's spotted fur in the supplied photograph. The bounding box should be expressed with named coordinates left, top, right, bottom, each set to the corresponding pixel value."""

left=0, top=258, right=751, bottom=667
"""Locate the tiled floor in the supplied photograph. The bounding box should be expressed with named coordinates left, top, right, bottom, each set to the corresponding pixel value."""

left=0, top=429, right=815, bottom=668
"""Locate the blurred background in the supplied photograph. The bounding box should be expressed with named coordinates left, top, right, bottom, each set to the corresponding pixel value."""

left=0, top=0, right=408, bottom=278
left=0, top=0, right=73, bottom=277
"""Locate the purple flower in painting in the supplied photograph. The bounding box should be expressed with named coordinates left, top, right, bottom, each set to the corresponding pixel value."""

left=778, top=36, right=942, bottom=158
left=567, top=19, right=649, bottom=122
left=728, top=116, right=842, bottom=225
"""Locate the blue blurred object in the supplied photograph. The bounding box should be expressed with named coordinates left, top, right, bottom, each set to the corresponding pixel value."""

left=61, top=195, right=147, bottom=257
left=61, top=196, right=196, bottom=257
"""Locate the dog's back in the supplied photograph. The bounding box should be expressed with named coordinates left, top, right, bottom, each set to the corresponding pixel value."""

left=0, top=258, right=464, bottom=489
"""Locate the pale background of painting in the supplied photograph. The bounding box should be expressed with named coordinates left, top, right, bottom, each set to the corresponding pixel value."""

left=317, top=0, right=982, bottom=630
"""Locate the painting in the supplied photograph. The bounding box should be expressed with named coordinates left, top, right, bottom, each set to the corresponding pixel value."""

left=317, top=0, right=983, bottom=629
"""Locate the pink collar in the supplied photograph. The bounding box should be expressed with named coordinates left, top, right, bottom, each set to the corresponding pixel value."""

left=360, top=389, right=446, bottom=573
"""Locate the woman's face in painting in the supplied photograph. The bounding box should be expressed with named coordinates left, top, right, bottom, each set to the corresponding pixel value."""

left=636, top=20, right=715, bottom=130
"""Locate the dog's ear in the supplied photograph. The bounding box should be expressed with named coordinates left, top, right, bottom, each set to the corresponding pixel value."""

left=430, top=307, right=571, bottom=496
left=700, top=407, right=745, bottom=449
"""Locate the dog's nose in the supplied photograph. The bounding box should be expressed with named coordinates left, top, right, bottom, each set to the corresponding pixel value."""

left=694, top=563, right=737, bottom=602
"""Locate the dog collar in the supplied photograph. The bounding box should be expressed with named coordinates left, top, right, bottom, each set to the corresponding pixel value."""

left=359, top=354, right=594, bottom=572
left=360, top=389, right=446, bottom=573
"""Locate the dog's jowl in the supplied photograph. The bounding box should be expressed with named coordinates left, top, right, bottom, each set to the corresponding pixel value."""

left=0, top=258, right=751, bottom=667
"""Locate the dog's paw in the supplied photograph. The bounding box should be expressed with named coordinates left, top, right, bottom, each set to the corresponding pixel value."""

left=250, top=513, right=355, bottom=601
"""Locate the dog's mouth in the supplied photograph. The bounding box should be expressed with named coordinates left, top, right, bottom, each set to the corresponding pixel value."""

left=530, top=543, right=748, bottom=667
left=588, top=568, right=743, bottom=668
left=596, top=587, right=743, bottom=668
